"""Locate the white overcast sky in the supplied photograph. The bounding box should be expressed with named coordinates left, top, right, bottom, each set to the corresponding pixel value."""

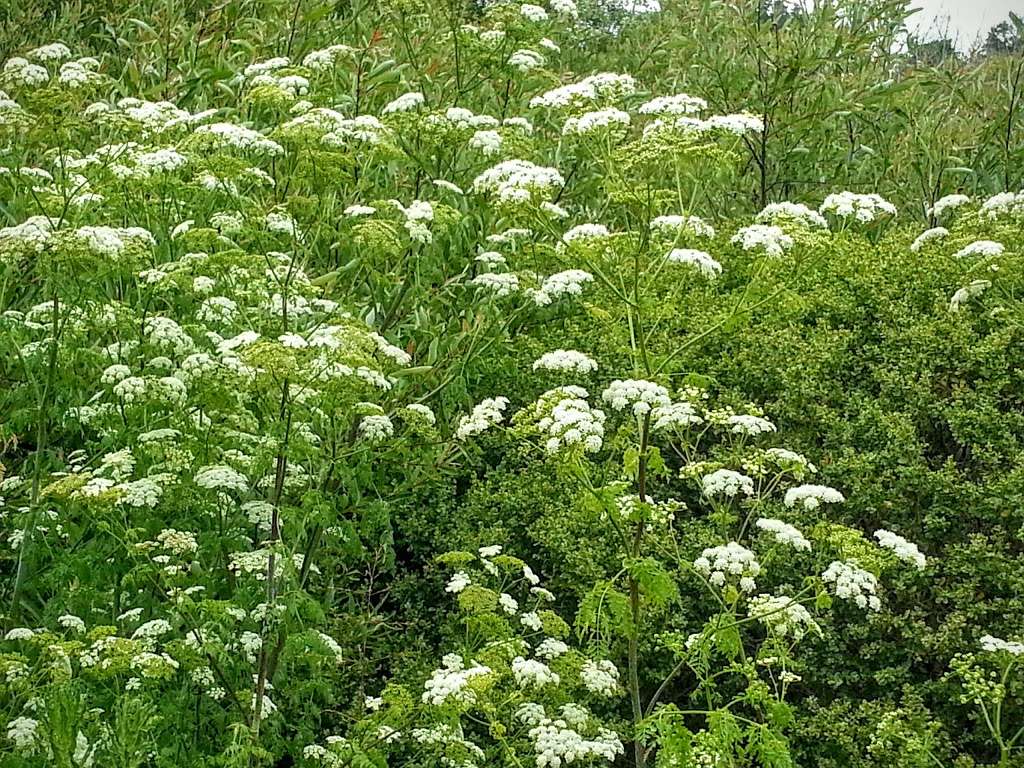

left=907, top=0, right=1020, bottom=48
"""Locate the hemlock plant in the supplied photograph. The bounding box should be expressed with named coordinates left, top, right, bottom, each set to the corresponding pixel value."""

left=0, top=0, right=1022, bottom=766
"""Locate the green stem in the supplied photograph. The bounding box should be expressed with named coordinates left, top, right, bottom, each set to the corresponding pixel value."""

left=9, top=292, right=61, bottom=616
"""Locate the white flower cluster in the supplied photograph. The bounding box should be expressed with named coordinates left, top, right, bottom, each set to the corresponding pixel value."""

left=651, top=400, right=703, bottom=431
left=651, top=214, right=716, bottom=239
left=784, top=484, right=844, bottom=510
left=521, top=611, right=543, bottom=631
left=528, top=718, right=624, bottom=768
left=726, top=414, right=776, bottom=436
left=27, top=42, right=72, bottom=62
left=472, top=159, right=564, bottom=204
left=446, top=571, right=471, bottom=593
left=193, top=465, right=249, bottom=493
left=302, top=44, right=352, bottom=70
left=580, top=659, right=619, bottom=695
left=529, top=269, right=593, bottom=306
left=550, top=0, right=579, bottom=17
left=426, top=105, right=499, bottom=132
left=755, top=518, right=811, bottom=551
left=156, top=528, right=199, bottom=556
left=475, top=250, right=506, bottom=268
left=873, top=529, right=926, bottom=570
left=910, top=226, right=949, bottom=252
left=819, top=191, right=897, bottom=222
left=520, top=3, right=549, bottom=22
left=928, top=193, right=970, bottom=220
left=562, top=108, right=631, bottom=136
left=512, top=656, right=560, bottom=688
left=132, top=618, right=172, bottom=640
left=529, top=72, right=636, bottom=109
left=949, top=279, right=991, bottom=313
left=821, top=560, right=881, bottom=611
left=470, top=272, right=520, bottom=297
left=0, top=216, right=53, bottom=253
left=58, top=614, right=86, bottom=633
left=600, top=379, right=670, bottom=416
left=228, top=549, right=306, bottom=580
left=730, top=224, right=794, bottom=258
left=2, top=57, right=48, bottom=87
left=765, top=448, right=816, bottom=474
left=954, top=239, right=1004, bottom=258
left=666, top=248, right=721, bottom=278
left=694, top=542, right=760, bottom=592
left=649, top=112, right=762, bottom=137
left=533, top=349, right=598, bottom=374
left=358, top=414, right=395, bottom=443
left=6, top=716, right=38, bottom=750
left=979, top=191, right=1024, bottom=221
left=193, top=122, right=284, bottom=155
left=422, top=654, right=492, bottom=706
left=615, top=494, right=682, bottom=526
left=756, top=202, right=828, bottom=229
left=403, top=403, right=436, bottom=426
left=74, top=225, right=155, bottom=257
left=509, top=49, right=546, bottom=72
left=536, top=392, right=606, bottom=453
left=637, top=92, right=707, bottom=115
left=381, top=91, right=425, bottom=114
left=499, top=592, right=519, bottom=614
left=396, top=199, right=434, bottom=244
left=456, top=396, right=510, bottom=439
left=980, top=634, right=1024, bottom=655
left=701, top=469, right=754, bottom=498
left=562, top=223, right=610, bottom=244
left=468, top=128, right=503, bottom=155
left=748, top=594, right=819, bottom=640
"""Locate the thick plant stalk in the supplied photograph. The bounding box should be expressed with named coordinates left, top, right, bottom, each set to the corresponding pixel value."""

left=250, top=378, right=291, bottom=734
left=9, top=292, right=60, bottom=614
left=628, top=412, right=652, bottom=768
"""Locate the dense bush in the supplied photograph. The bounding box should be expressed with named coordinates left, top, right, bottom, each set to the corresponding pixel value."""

left=0, top=1, right=1022, bottom=767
